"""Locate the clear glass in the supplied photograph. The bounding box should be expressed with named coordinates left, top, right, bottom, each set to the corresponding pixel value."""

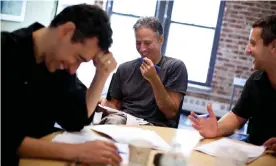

left=165, top=23, right=215, bottom=83
left=112, top=0, right=157, bottom=16
left=171, top=0, right=221, bottom=27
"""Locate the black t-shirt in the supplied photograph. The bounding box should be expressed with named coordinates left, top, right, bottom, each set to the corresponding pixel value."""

left=109, top=56, right=188, bottom=127
left=2, top=22, right=90, bottom=165
left=232, top=70, right=276, bottom=145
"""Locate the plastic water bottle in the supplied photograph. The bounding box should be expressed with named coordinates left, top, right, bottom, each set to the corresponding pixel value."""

left=159, top=137, right=187, bottom=166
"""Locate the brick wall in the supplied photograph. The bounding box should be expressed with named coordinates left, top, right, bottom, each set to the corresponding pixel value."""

left=187, top=1, right=276, bottom=105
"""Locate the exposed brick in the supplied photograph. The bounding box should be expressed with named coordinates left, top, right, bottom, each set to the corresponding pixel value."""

left=184, top=1, right=276, bottom=104
left=217, top=57, right=230, bottom=62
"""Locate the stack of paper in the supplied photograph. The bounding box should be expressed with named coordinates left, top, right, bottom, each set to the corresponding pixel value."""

left=194, top=138, right=266, bottom=163
left=51, top=127, right=129, bottom=165
left=52, top=127, right=109, bottom=143
left=89, top=125, right=171, bottom=151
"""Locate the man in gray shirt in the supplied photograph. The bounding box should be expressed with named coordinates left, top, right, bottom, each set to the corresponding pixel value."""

left=100, top=17, right=188, bottom=127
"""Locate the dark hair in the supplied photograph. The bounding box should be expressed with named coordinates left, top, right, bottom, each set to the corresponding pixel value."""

left=252, top=15, right=276, bottom=46
left=133, top=16, right=163, bottom=37
left=50, top=4, right=112, bottom=51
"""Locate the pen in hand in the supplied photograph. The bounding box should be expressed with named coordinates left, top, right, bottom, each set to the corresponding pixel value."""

left=138, top=58, right=161, bottom=71
left=194, top=114, right=210, bottom=119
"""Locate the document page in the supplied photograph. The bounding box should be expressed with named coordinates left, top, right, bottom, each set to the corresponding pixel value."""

left=194, top=138, right=266, bottom=163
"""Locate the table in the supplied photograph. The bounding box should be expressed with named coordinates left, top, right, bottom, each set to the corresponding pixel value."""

left=19, top=125, right=276, bottom=166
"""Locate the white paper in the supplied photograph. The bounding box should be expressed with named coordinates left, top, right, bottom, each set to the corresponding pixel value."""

left=51, top=127, right=110, bottom=143
left=89, top=125, right=171, bottom=151
left=115, top=143, right=129, bottom=166
left=51, top=128, right=129, bottom=165
left=194, top=138, right=265, bottom=163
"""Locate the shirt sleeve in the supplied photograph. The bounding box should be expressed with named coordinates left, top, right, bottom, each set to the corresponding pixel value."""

left=231, top=75, right=254, bottom=119
left=1, top=31, right=27, bottom=163
left=54, top=72, right=91, bottom=131
left=164, top=60, right=188, bottom=95
left=109, top=68, right=123, bottom=101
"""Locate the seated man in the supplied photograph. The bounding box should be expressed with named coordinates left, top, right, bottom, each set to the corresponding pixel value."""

left=2, top=4, right=121, bottom=166
left=189, top=15, right=276, bottom=153
left=100, top=17, right=188, bottom=128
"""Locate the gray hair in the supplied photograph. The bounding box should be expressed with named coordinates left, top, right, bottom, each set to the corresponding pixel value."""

left=133, top=16, right=163, bottom=37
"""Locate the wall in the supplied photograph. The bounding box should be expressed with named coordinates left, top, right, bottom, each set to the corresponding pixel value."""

left=186, top=1, right=276, bottom=105
left=1, top=1, right=57, bottom=32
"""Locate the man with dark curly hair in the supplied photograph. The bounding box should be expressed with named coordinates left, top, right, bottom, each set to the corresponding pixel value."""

left=2, top=4, right=121, bottom=166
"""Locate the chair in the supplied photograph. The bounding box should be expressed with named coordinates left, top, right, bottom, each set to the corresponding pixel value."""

left=229, top=77, right=246, bottom=110
left=175, top=97, right=185, bottom=128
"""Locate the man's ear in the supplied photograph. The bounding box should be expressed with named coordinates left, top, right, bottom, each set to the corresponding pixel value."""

left=272, top=39, right=276, bottom=54
left=159, top=35, right=164, bottom=45
left=57, top=21, right=76, bottom=41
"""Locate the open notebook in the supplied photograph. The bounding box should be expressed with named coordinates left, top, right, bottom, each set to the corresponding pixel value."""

left=194, top=138, right=266, bottom=163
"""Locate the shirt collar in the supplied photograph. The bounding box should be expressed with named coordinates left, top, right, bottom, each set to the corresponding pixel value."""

left=252, top=70, right=266, bottom=81
left=28, top=22, right=45, bottom=32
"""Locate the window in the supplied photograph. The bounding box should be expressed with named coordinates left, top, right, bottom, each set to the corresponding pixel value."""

left=56, top=0, right=106, bottom=14
left=107, top=0, right=224, bottom=86
left=107, top=0, right=157, bottom=66
left=164, top=0, right=225, bottom=86
left=55, top=0, right=224, bottom=90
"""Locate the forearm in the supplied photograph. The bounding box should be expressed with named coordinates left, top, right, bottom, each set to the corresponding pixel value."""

left=18, top=137, right=77, bottom=161
left=101, top=98, right=120, bottom=110
left=149, top=76, right=178, bottom=119
left=217, top=112, right=246, bottom=137
left=86, top=71, right=109, bottom=117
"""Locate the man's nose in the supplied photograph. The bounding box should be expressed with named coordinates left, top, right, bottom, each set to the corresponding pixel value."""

left=139, top=44, right=147, bottom=52
left=245, top=45, right=252, bottom=55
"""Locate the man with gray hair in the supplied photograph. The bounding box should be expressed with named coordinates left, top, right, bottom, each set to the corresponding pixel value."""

left=100, top=16, right=188, bottom=128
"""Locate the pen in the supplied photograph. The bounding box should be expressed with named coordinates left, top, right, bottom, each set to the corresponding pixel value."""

left=194, top=114, right=210, bottom=119
left=138, top=58, right=161, bottom=71
left=116, top=150, right=127, bottom=155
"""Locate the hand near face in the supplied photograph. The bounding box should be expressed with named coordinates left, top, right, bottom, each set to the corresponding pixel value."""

left=264, top=137, right=276, bottom=153
left=76, top=140, right=122, bottom=166
left=93, top=52, right=117, bottom=76
left=140, top=57, right=158, bottom=81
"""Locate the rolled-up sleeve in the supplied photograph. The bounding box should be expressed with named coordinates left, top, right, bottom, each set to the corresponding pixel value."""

left=165, top=60, right=188, bottom=95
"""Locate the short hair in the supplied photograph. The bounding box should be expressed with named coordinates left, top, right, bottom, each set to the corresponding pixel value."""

left=133, top=16, right=163, bottom=37
left=50, top=4, right=112, bottom=52
left=252, top=15, right=276, bottom=46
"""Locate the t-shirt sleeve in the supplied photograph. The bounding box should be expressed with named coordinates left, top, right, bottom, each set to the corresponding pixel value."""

left=109, top=68, right=123, bottom=101
left=164, top=60, right=188, bottom=95
left=55, top=73, right=91, bottom=131
left=231, top=75, right=254, bottom=119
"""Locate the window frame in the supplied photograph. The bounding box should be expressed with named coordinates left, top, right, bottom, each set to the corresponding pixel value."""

left=105, top=0, right=225, bottom=87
